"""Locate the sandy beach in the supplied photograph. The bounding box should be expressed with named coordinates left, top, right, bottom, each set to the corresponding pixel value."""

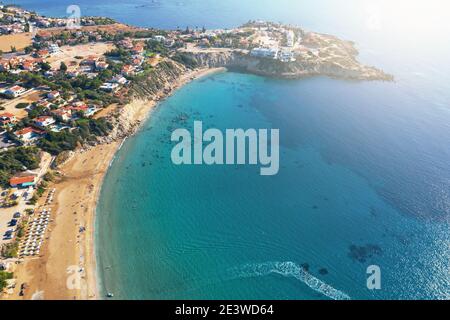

left=3, top=67, right=224, bottom=300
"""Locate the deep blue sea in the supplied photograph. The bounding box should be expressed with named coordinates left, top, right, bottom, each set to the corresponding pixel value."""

left=7, top=0, right=450, bottom=299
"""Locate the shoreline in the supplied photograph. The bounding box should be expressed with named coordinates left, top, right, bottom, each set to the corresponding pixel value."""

left=88, top=66, right=225, bottom=300
left=6, top=67, right=225, bottom=300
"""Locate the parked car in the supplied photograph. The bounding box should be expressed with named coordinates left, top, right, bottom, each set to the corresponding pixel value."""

left=9, top=219, right=18, bottom=227
left=3, top=230, right=13, bottom=240
left=13, top=212, right=21, bottom=219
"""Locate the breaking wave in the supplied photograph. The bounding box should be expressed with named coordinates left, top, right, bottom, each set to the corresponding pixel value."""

left=230, top=261, right=351, bottom=300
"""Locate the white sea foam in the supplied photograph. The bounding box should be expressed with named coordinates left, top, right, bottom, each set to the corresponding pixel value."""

left=118, top=137, right=127, bottom=150
left=231, top=261, right=351, bottom=300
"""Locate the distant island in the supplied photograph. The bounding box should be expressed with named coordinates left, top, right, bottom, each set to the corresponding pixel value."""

left=0, top=4, right=392, bottom=300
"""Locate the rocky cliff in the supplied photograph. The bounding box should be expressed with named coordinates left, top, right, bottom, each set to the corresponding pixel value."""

left=180, top=50, right=393, bottom=81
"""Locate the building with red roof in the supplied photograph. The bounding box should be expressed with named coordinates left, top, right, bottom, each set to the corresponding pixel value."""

left=33, top=116, right=56, bottom=127
left=9, top=174, right=36, bottom=188
left=14, top=127, right=45, bottom=143
left=0, top=112, right=17, bottom=127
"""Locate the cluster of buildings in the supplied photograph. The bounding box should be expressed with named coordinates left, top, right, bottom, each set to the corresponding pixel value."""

left=0, top=21, right=26, bottom=34
left=248, top=26, right=301, bottom=62
left=116, top=39, right=148, bottom=77
left=153, top=35, right=175, bottom=47
left=0, top=4, right=107, bottom=36
left=0, top=51, right=132, bottom=145
left=0, top=37, right=134, bottom=148
left=250, top=47, right=296, bottom=62
left=177, top=22, right=301, bottom=63
left=72, top=55, right=111, bottom=78
left=0, top=55, right=45, bottom=74
left=0, top=4, right=32, bottom=35
left=9, top=98, right=100, bottom=145
left=0, top=84, right=102, bottom=145
left=179, top=27, right=253, bottom=50
left=250, top=47, right=279, bottom=59
left=0, top=5, right=60, bottom=35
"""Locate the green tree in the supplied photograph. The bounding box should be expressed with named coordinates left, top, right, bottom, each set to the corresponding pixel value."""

left=40, top=62, right=52, bottom=71
left=0, top=271, right=14, bottom=290
left=60, top=62, right=68, bottom=72
left=0, top=147, right=41, bottom=187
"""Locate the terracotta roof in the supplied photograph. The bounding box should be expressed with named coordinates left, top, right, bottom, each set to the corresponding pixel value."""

left=15, top=127, right=45, bottom=136
left=9, top=85, right=25, bottom=92
left=10, top=175, right=35, bottom=185
left=15, top=127, right=33, bottom=135
left=53, top=109, right=71, bottom=115
left=34, top=116, right=53, bottom=122
left=68, top=105, right=88, bottom=111
left=0, top=112, right=15, bottom=118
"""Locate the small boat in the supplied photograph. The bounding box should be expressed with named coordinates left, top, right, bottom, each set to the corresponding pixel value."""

left=106, top=292, right=114, bottom=298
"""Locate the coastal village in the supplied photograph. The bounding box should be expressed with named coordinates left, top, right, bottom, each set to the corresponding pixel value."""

left=0, top=3, right=391, bottom=299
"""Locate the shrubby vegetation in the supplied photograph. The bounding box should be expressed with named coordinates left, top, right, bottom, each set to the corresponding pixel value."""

left=38, top=118, right=112, bottom=155
left=15, top=103, right=29, bottom=109
left=0, top=147, right=41, bottom=187
left=1, top=242, right=19, bottom=258
left=38, top=130, right=79, bottom=155
left=105, top=48, right=133, bottom=64
left=0, top=271, right=14, bottom=291
left=83, top=17, right=116, bottom=26
left=171, top=52, right=199, bottom=69
left=146, top=40, right=168, bottom=56
left=77, top=117, right=112, bottom=139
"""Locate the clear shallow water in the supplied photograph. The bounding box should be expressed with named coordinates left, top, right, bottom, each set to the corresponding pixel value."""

left=8, top=0, right=450, bottom=299
left=96, top=72, right=449, bottom=299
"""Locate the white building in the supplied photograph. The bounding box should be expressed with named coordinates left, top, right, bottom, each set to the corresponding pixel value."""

left=286, top=30, right=295, bottom=47
left=14, top=127, right=44, bottom=144
left=48, top=43, right=60, bottom=54
left=3, top=85, right=26, bottom=98
left=47, top=91, right=60, bottom=100
left=100, top=82, right=119, bottom=92
left=250, top=47, right=279, bottom=59
left=95, top=61, right=109, bottom=71
left=153, top=35, right=166, bottom=42
left=279, top=49, right=296, bottom=62
left=111, top=75, right=128, bottom=85
left=34, top=116, right=56, bottom=127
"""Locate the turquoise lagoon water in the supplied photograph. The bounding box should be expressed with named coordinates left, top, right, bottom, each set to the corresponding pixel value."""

left=95, top=72, right=449, bottom=299
left=6, top=0, right=450, bottom=299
